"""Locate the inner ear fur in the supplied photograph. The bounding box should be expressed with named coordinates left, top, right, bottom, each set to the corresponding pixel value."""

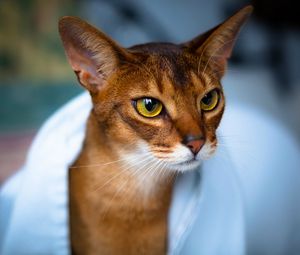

left=182, top=5, right=253, bottom=78
left=58, top=16, right=133, bottom=93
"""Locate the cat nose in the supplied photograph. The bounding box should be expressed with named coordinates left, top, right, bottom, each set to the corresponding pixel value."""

left=182, top=135, right=205, bottom=156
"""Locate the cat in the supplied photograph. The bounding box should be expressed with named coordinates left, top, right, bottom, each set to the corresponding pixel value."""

left=59, top=5, right=252, bottom=255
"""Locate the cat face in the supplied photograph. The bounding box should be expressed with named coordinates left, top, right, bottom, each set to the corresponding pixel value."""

left=90, top=45, right=224, bottom=171
left=59, top=6, right=252, bottom=172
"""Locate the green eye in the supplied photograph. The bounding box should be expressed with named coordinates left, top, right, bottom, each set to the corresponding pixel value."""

left=135, top=98, right=163, bottom=118
left=200, top=90, right=219, bottom=111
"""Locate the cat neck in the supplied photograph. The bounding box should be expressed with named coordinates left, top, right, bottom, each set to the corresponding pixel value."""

left=69, top=112, right=175, bottom=254
left=70, top=112, right=175, bottom=213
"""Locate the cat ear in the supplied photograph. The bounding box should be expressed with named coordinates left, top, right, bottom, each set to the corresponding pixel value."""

left=182, top=5, right=253, bottom=78
left=59, top=17, right=132, bottom=93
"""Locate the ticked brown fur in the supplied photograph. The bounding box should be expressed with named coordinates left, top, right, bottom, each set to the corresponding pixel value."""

left=59, top=6, right=252, bottom=255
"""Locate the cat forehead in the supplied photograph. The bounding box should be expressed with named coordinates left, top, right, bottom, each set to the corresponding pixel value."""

left=115, top=60, right=214, bottom=106
left=127, top=42, right=206, bottom=88
left=129, top=42, right=185, bottom=54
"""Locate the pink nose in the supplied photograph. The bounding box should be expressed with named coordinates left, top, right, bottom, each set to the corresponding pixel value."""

left=183, top=135, right=205, bottom=156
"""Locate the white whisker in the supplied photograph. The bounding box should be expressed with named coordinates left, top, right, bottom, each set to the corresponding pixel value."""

left=92, top=154, right=153, bottom=192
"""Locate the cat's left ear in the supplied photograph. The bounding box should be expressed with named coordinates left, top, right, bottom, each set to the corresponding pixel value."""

left=182, top=5, right=253, bottom=78
left=59, top=17, right=133, bottom=93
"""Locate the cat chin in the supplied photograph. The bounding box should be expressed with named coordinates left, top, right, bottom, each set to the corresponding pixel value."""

left=167, top=159, right=202, bottom=172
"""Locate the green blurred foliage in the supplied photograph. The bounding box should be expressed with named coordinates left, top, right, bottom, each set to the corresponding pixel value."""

left=0, top=0, right=81, bottom=84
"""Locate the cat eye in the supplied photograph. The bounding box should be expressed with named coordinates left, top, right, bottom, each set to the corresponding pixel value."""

left=200, top=90, right=219, bottom=111
left=135, top=98, right=163, bottom=118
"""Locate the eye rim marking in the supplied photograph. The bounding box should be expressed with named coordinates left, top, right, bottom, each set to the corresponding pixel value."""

left=133, top=97, right=164, bottom=118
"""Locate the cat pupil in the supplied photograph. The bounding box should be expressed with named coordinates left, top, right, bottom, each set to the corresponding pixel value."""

left=145, top=99, right=156, bottom=111
left=202, top=93, right=212, bottom=105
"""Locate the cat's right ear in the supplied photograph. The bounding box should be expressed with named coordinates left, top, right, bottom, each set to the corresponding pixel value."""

left=59, top=17, right=132, bottom=93
left=181, top=5, right=253, bottom=78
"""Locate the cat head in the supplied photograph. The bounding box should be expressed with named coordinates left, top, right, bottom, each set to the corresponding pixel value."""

left=59, top=6, right=252, bottom=172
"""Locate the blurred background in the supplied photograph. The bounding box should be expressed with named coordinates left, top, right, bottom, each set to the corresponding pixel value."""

left=0, top=0, right=299, bottom=183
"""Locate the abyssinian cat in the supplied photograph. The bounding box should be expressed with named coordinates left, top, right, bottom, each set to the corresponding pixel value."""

left=58, top=5, right=252, bottom=255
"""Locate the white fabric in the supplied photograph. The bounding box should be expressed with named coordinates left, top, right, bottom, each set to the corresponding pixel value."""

left=1, top=92, right=299, bottom=255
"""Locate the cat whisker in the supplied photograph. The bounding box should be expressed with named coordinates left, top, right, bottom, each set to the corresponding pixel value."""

left=136, top=159, right=172, bottom=204
left=135, top=160, right=162, bottom=197
left=100, top=155, right=158, bottom=216
left=118, top=162, right=155, bottom=205
left=70, top=141, right=139, bottom=169
left=164, top=163, right=176, bottom=185
left=139, top=159, right=164, bottom=186
left=70, top=156, right=133, bottom=169
left=90, top=155, right=155, bottom=212
left=151, top=148, right=174, bottom=151
left=91, top=154, right=154, bottom=192
left=173, top=169, right=180, bottom=186
left=153, top=155, right=172, bottom=160
left=100, top=177, right=129, bottom=219
left=156, top=161, right=166, bottom=180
